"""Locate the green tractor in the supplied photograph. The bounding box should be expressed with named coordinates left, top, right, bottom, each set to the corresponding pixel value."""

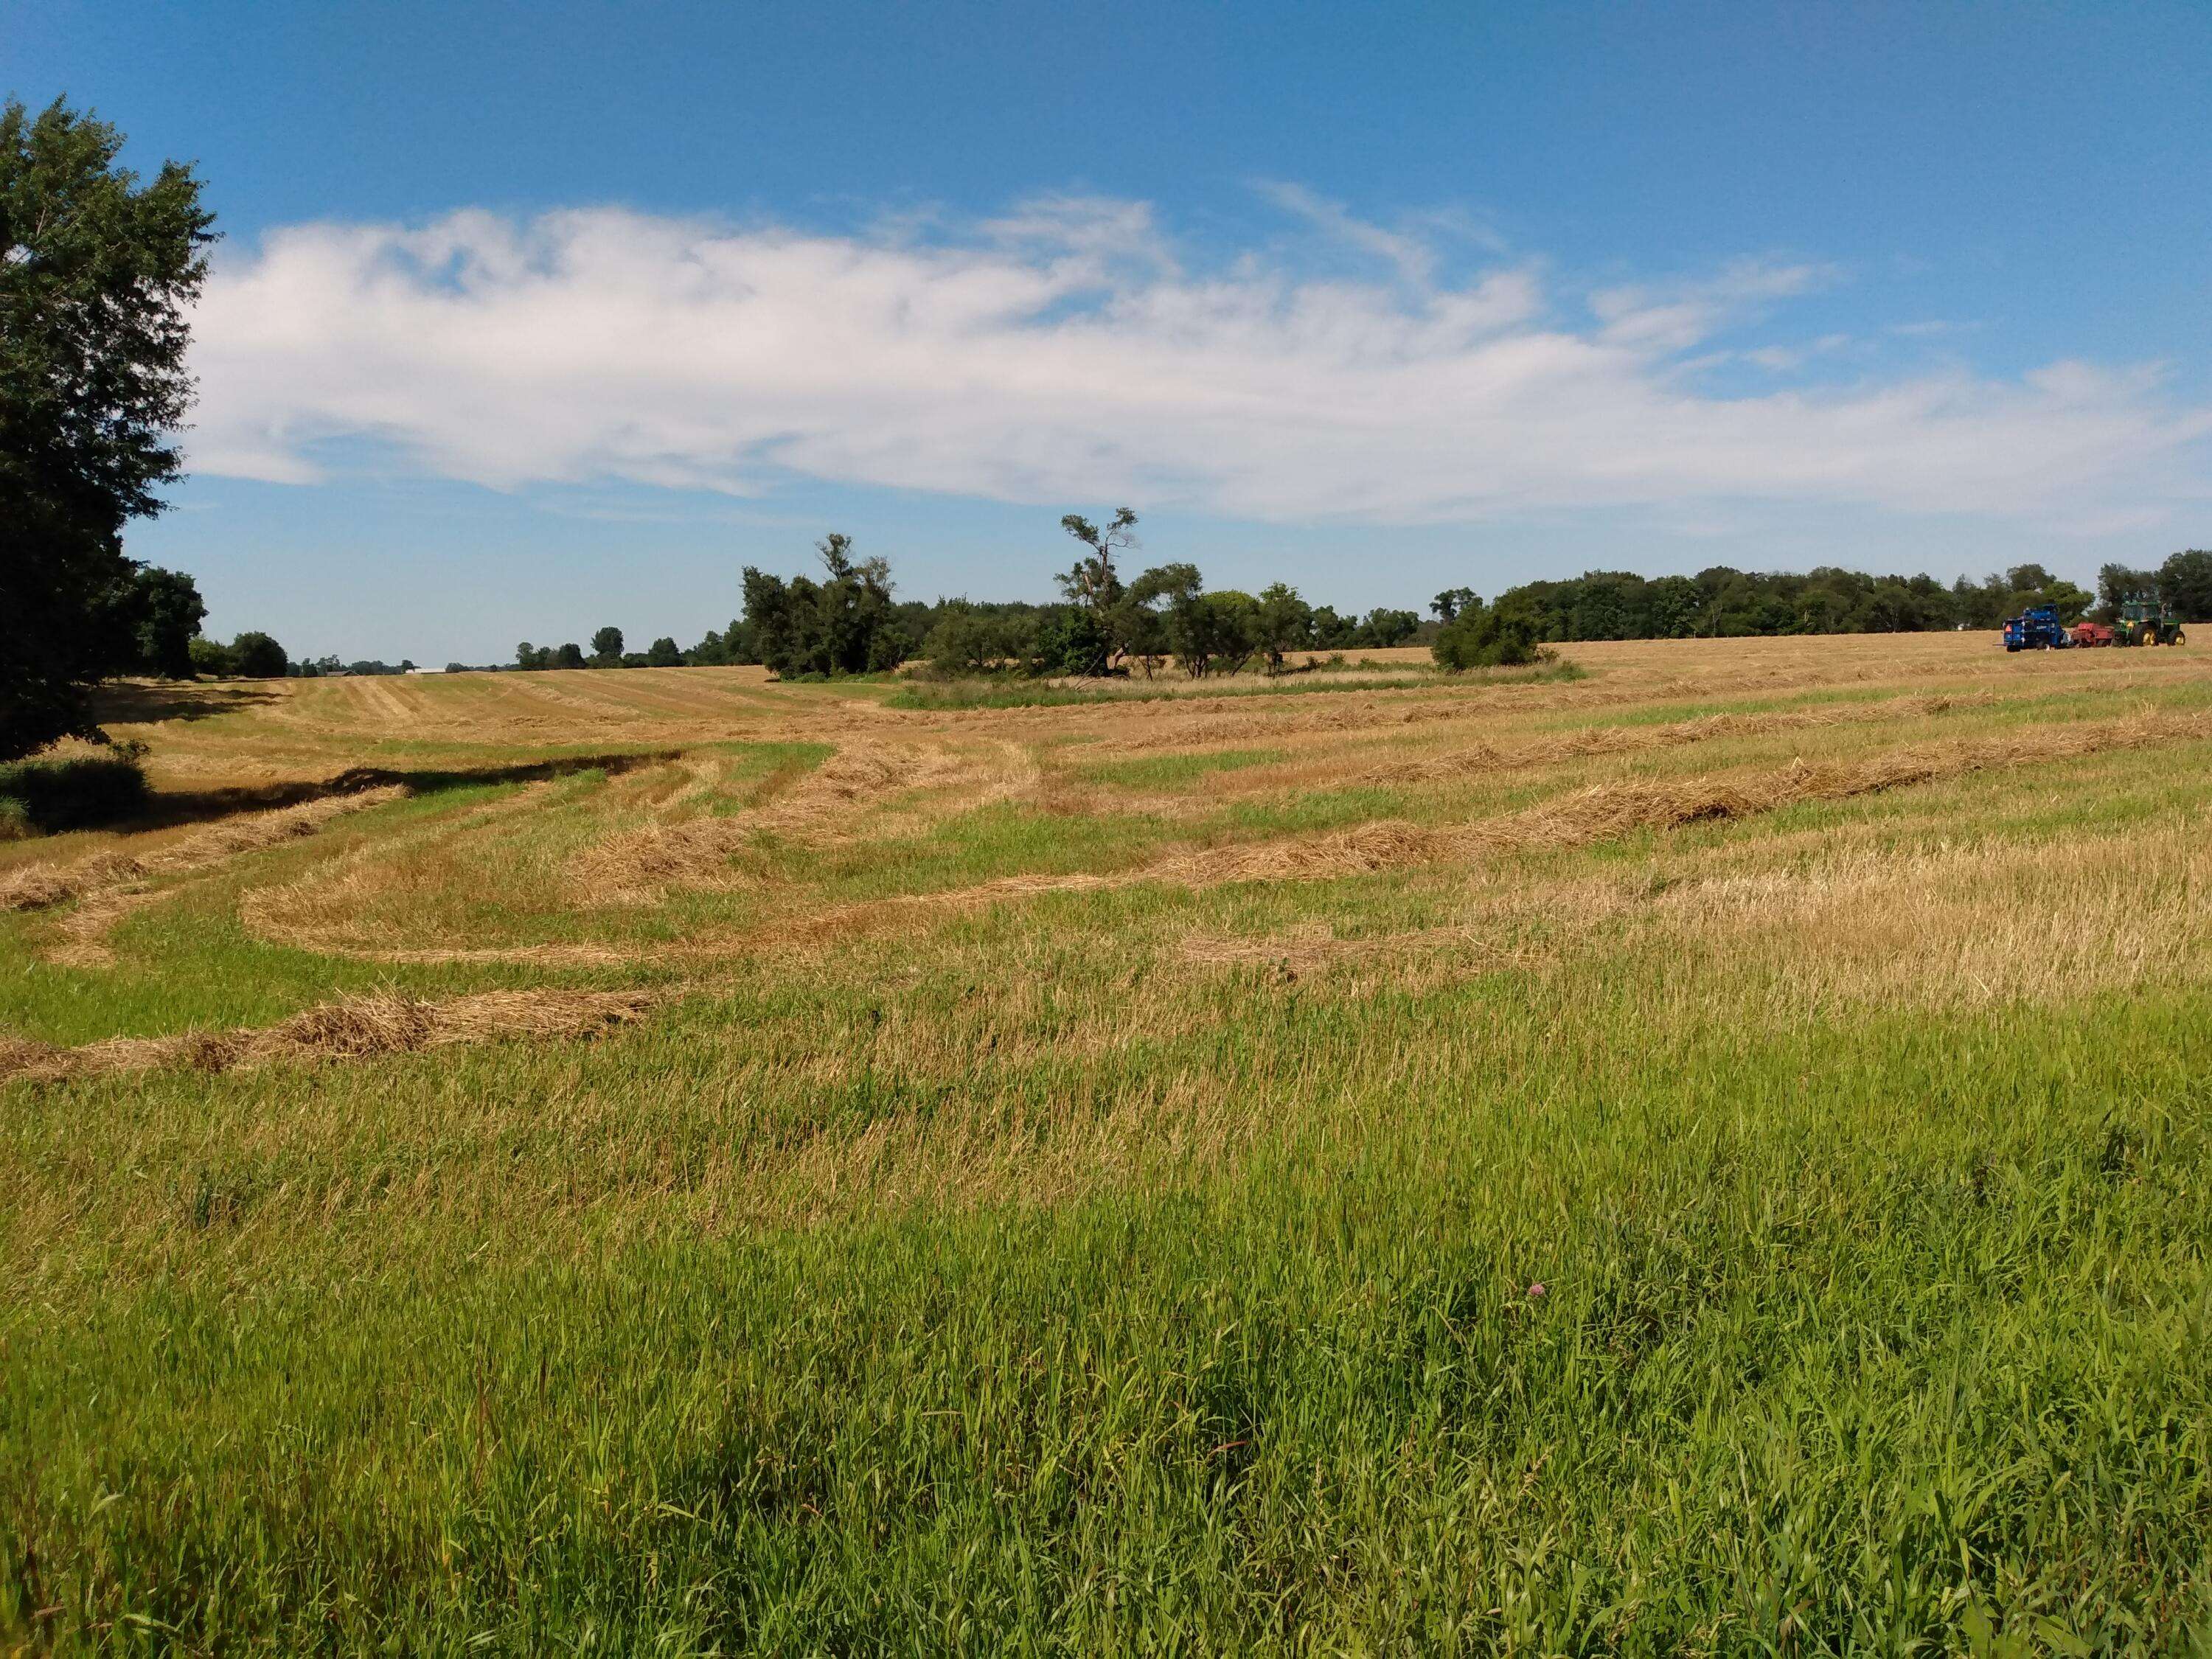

left=2115, top=594, right=2187, bottom=648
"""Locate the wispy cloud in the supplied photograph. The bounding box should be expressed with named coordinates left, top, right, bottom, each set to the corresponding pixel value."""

left=184, top=196, right=2212, bottom=529
left=1250, top=181, right=1442, bottom=288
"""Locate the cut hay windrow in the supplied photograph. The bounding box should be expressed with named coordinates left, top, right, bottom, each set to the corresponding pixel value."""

left=0, top=783, right=409, bottom=914
left=570, top=739, right=1039, bottom=902
left=569, top=741, right=942, bottom=902
left=673, top=709, right=2212, bottom=953
left=1054, top=671, right=2000, bottom=757
left=0, top=987, right=662, bottom=1086
left=1178, top=923, right=1517, bottom=973
left=1360, top=692, right=1994, bottom=785
left=1446, top=709, right=2207, bottom=857
left=841, top=708, right=2212, bottom=921
left=178, top=705, right=2212, bottom=977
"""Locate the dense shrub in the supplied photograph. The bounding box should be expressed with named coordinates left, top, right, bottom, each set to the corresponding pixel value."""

left=189, top=631, right=291, bottom=678
left=1034, top=607, right=1113, bottom=677
left=0, top=753, right=150, bottom=836
left=922, top=608, right=1033, bottom=678
left=1432, top=604, right=1540, bottom=670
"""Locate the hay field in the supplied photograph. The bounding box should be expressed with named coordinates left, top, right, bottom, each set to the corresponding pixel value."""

left=7, top=632, right=2212, bottom=1648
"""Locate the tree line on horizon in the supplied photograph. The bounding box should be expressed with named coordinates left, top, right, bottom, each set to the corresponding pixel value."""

left=480, top=525, right=2212, bottom=683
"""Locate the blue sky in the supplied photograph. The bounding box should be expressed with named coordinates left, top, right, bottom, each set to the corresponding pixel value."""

left=10, top=1, right=2209, bottom=662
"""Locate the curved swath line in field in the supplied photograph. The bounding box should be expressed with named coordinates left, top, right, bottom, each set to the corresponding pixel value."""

left=4, top=785, right=413, bottom=967
left=717, top=706, right=2212, bottom=950
left=0, top=987, right=663, bottom=1085
left=565, top=737, right=1032, bottom=905
left=0, top=786, right=412, bottom=915
left=38, top=760, right=634, bottom=967
left=178, top=708, right=2212, bottom=974
left=1351, top=691, right=1997, bottom=786
left=232, top=773, right=609, bottom=959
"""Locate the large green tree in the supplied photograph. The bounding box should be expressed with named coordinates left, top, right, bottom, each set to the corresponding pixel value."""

left=742, top=535, right=910, bottom=678
left=2095, top=562, right=2160, bottom=622
left=2161, top=550, right=2212, bottom=621
left=230, top=631, right=288, bottom=679
left=1253, top=581, right=1314, bottom=674
left=1056, top=508, right=1137, bottom=672
left=122, top=564, right=207, bottom=678
left=1, top=98, right=215, bottom=758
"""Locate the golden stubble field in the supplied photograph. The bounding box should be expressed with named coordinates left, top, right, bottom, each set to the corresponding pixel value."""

left=5, top=632, right=2211, bottom=1085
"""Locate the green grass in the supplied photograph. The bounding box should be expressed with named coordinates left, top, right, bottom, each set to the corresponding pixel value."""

left=1072, top=747, right=1288, bottom=788
left=885, top=660, right=1583, bottom=711
left=8, top=957, right=2211, bottom=1650
left=10, top=650, right=2212, bottom=1649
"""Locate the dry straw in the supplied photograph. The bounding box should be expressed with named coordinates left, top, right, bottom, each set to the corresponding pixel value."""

left=0, top=987, right=661, bottom=1086
left=0, top=783, right=408, bottom=914
left=1360, top=692, right=1990, bottom=785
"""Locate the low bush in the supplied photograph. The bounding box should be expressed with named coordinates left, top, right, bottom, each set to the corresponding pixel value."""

left=0, top=753, right=151, bottom=837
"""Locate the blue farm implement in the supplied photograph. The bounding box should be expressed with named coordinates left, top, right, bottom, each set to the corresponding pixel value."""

left=2003, top=606, right=2073, bottom=652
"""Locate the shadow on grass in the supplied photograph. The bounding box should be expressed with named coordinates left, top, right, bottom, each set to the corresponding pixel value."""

left=136, top=750, right=687, bottom=830
left=94, top=681, right=285, bottom=725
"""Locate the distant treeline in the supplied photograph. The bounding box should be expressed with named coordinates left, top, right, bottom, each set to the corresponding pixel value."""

left=1482, top=554, right=2212, bottom=642
left=499, top=518, right=1436, bottom=682
left=476, top=528, right=2212, bottom=681
left=503, top=529, right=1426, bottom=681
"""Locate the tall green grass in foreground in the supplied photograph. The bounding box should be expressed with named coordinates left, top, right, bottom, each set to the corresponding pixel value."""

left=6, top=955, right=2211, bottom=1650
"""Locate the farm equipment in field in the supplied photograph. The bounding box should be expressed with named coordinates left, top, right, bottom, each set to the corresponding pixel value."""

left=2002, top=605, right=2073, bottom=652
left=2071, top=620, right=2115, bottom=647
left=2115, top=595, right=2188, bottom=647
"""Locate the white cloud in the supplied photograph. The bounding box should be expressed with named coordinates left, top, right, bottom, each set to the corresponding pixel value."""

left=184, top=198, right=2212, bottom=528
